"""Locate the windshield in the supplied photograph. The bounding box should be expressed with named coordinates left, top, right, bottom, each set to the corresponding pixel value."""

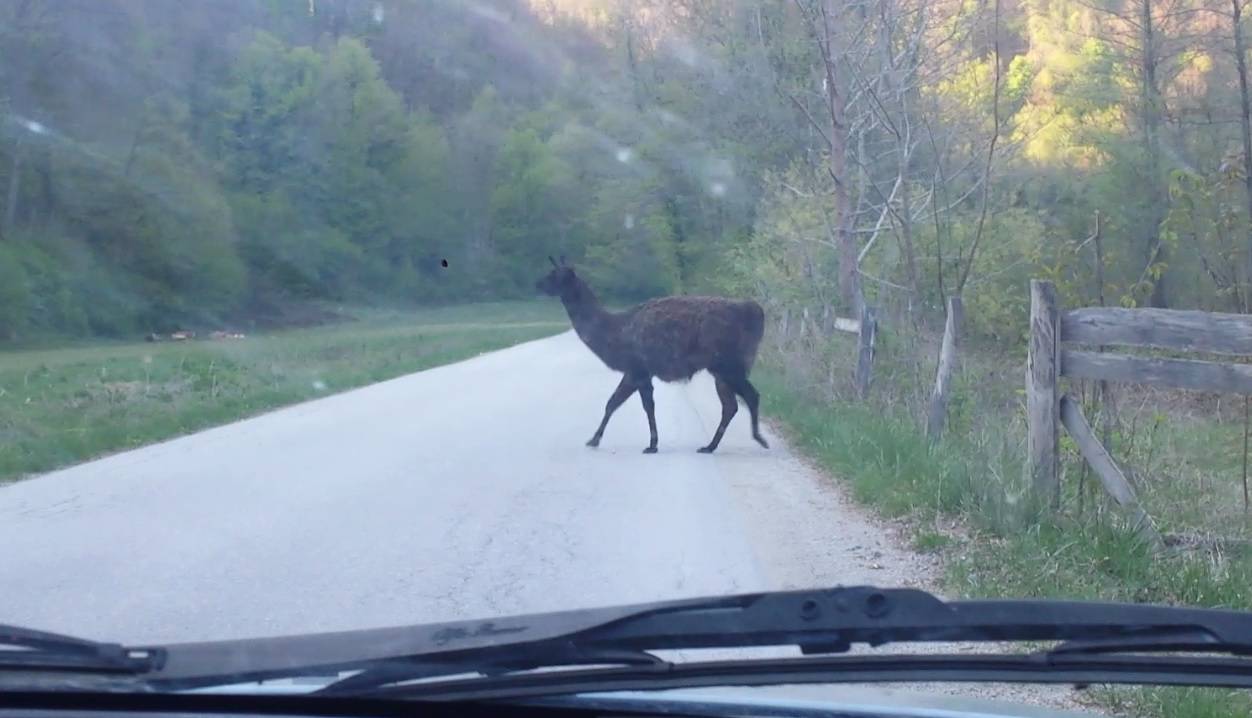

left=1, top=1, right=1250, bottom=716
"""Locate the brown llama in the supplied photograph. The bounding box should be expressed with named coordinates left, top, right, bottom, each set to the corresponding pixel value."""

left=536, top=256, right=769, bottom=454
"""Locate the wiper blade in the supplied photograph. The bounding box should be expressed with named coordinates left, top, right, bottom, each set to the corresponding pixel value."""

left=0, top=623, right=164, bottom=674
left=1051, top=627, right=1249, bottom=655
left=141, top=586, right=1252, bottom=693
left=371, top=652, right=1252, bottom=702
left=321, top=646, right=664, bottom=695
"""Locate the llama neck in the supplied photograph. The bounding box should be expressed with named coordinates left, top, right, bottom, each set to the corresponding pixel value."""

left=560, top=279, right=624, bottom=368
left=560, top=278, right=611, bottom=330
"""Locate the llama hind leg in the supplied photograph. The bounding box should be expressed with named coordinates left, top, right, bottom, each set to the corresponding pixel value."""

left=587, top=375, right=636, bottom=448
left=699, top=376, right=739, bottom=454
left=726, top=374, right=769, bottom=449
left=638, top=378, right=659, bottom=453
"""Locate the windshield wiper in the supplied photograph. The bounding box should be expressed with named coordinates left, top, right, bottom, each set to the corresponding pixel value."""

left=0, top=623, right=164, bottom=674
left=136, top=586, right=1252, bottom=697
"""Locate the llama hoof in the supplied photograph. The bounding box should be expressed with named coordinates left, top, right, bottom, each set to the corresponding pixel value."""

left=586, top=437, right=600, bottom=448
left=642, top=447, right=658, bottom=454
left=754, top=435, right=770, bottom=449
left=697, top=446, right=715, bottom=454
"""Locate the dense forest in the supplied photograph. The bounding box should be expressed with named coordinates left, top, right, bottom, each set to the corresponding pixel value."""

left=2, top=0, right=1251, bottom=343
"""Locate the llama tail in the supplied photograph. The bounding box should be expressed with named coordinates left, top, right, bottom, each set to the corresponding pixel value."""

left=741, top=301, right=765, bottom=374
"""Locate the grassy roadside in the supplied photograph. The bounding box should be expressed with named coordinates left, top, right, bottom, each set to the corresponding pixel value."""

left=757, top=365, right=1252, bottom=717
left=0, top=301, right=566, bottom=483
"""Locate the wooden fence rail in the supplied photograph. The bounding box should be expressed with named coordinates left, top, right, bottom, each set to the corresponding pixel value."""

left=1027, top=279, right=1252, bottom=546
left=1062, top=307, right=1252, bottom=355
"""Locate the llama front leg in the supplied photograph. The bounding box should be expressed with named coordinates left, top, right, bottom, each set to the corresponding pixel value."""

left=587, top=375, right=637, bottom=448
left=638, top=377, right=658, bottom=453
left=699, top=376, right=739, bottom=453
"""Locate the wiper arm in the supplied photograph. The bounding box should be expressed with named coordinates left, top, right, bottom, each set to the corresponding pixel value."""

left=0, top=623, right=164, bottom=674
left=142, top=586, right=1252, bottom=693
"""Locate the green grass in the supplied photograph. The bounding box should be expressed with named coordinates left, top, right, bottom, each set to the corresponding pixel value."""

left=758, top=362, right=1252, bottom=718
left=0, top=301, right=566, bottom=483
left=757, top=369, right=1038, bottom=534
left=1112, top=411, right=1252, bottom=540
left=911, top=530, right=952, bottom=553
left=1092, top=686, right=1252, bottom=717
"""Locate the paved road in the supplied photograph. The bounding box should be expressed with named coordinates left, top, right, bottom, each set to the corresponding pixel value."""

left=0, top=331, right=924, bottom=644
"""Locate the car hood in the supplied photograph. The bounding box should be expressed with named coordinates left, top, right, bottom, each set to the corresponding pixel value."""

left=533, top=685, right=1100, bottom=718
left=193, top=680, right=1099, bottom=717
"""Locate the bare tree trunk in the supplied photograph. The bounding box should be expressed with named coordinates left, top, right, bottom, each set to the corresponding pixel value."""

left=896, top=151, right=919, bottom=302
left=4, top=137, right=21, bottom=234
left=880, top=0, right=920, bottom=303
left=623, top=14, right=644, bottom=113
left=819, top=0, right=861, bottom=313
left=1141, top=0, right=1169, bottom=308
left=926, top=295, right=964, bottom=440
left=955, top=0, right=1002, bottom=295
left=1233, top=0, right=1252, bottom=309
left=124, top=122, right=145, bottom=179
left=1089, top=211, right=1121, bottom=443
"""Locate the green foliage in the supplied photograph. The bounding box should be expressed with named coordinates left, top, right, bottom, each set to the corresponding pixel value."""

left=963, top=208, right=1048, bottom=344
left=720, top=163, right=842, bottom=311
left=490, top=128, right=581, bottom=292
left=0, top=243, right=29, bottom=339
left=2, top=1, right=763, bottom=341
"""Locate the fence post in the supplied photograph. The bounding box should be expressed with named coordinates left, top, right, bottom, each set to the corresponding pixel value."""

left=1027, top=280, right=1061, bottom=508
left=926, top=295, right=964, bottom=441
left=855, top=304, right=877, bottom=400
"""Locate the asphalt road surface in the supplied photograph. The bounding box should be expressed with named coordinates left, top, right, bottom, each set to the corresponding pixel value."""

left=0, top=330, right=922, bottom=645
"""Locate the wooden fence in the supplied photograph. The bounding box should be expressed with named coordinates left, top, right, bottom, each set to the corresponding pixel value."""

left=1027, top=279, right=1252, bottom=548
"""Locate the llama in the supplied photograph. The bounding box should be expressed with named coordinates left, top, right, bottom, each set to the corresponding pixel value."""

left=536, top=256, right=768, bottom=454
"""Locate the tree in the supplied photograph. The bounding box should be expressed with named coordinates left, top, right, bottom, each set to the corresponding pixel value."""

left=489, top=127, right=579, bottom=291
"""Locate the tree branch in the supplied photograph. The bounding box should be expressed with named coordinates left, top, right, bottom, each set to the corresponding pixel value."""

left=955, top=0, right=1003, bottom=295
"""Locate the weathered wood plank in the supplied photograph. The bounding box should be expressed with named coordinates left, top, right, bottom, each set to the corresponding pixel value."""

left=854, top=305, right=877, bottom=400
left=1062, top=350, right=1252, bottom=395
left=1062, top=307, right=1252, bottom=356
left=1060, top=395, right=1163, bottom=550
left=926, top=296, right=964, bottom=441
left=1028, top=280, right=1061, bottom=508
left=833, top=317, right=861, bottom=334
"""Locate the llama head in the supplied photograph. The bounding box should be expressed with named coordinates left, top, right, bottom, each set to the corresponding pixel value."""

left=536, top=255, right=577, bottom=297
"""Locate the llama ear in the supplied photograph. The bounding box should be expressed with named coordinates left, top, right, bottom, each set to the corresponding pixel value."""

left=548, top=255, right=558, bottom=268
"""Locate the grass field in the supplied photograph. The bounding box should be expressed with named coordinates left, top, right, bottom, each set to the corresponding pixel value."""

left=0, top=301, right=567, bottom=483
